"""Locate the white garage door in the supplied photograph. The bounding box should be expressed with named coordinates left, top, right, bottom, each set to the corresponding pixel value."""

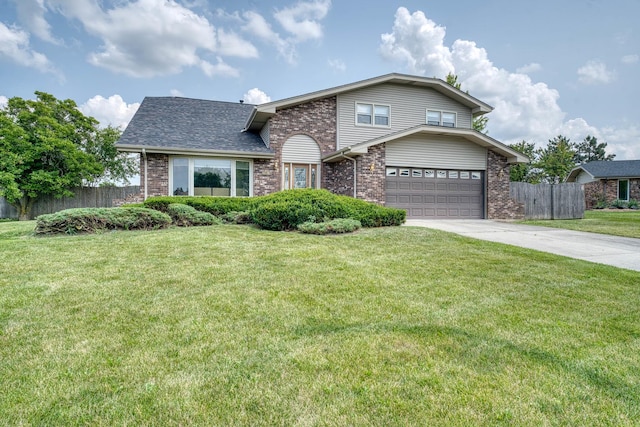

left=385, top=167, right=484, bottom=219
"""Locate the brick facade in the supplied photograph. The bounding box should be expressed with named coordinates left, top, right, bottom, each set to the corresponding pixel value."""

left=355, top=144, right=386, bottom=204
left=486, top=150, right=524, bottom=220
left=584, top=179, right=640, bottom=208
left=324, top=158, right=355, bottom=197
left=142, top=153, right=169, bottom=197
left=254, top=97, right=337, bottom=195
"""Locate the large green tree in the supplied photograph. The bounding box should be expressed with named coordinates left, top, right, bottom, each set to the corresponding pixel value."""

left=536, top=135, right=576, bottom=184
left=573, top=135, right=615, bottom=164
left=445, top=72, right=488, bottom=134
left=0, top=92, right=135, bottom=220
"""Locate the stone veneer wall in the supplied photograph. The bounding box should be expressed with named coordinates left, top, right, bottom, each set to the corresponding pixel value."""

left=355, top=144, right=386, bottom=204
left=584, top=178, right=640, bottom=208
left=486, top=150, right=524, bottom=219
left=255, top=97, right=337, bottom=195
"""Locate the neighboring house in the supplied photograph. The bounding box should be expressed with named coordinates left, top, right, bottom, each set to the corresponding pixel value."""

left=566, top=160, right=640, bottom=208
left=116, top=73, right=529, bottom=219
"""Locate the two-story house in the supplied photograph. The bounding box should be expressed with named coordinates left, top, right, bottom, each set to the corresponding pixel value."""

left=116, top=73, right=528, bottom=219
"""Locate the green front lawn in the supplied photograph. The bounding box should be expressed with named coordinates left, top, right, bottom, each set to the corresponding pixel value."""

left=1, top=221, right=639, bottom=425
left=521, top=209, right=640, bottom=238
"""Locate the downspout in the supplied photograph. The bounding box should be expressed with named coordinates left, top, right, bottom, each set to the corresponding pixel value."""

left=341, top=153, right=357, bottom=198
left=142, top=148, right=148, bottom=200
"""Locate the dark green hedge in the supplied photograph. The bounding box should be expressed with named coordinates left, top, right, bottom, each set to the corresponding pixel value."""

left=35, top=207, right=172, bottom=235
left=250, top=189, right=406, bottom=231
left=144, top=196, right=255, bottom=216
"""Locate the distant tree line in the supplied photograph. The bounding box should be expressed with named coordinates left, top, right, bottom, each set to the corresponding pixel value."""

left=509, top=135, right=615, bottom=184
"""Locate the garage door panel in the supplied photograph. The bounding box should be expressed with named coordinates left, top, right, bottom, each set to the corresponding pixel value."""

left=386, top=169, right=484, bottom=219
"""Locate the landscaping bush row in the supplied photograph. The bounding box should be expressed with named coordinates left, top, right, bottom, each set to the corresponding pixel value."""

left=35, top=207, right=172, bottom=235
left=143, top=189, right=406, bottom=231
left=594, top=198, right=639, bottom=209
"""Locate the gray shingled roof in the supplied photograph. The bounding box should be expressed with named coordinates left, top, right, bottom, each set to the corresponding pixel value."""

left=116, top=97, right=272, bottom=155
left=577, top=160, right=640, bottom=178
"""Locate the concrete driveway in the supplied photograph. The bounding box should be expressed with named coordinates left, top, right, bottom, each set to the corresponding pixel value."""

left=405, top=220, right=640, bottom=272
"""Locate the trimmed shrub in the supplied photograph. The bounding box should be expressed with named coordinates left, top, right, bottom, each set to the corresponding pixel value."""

left=166, top=203, right=221, bottom=227
left=298, top=218, right=361, bottom=235
left=628, top=199, right=639, bottom=210
left=610, top=199, right=628, bottom=209
left=35, top=207, right=172, bottom=235
left=249, top=189, right=405, bottom=231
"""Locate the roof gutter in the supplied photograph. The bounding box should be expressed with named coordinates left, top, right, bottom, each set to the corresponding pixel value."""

left=116, top=145, right=275, bottom=159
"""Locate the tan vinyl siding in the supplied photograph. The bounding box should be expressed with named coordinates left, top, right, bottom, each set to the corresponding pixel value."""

left=259, top=121, right=270, bottom=147
left=386, top=135, right=488, bottom=170
left=337, top=83, right=474, bottom=150
left=282, top=134, right=321, bottom=163
left=576, top=170, right=596, bottom=184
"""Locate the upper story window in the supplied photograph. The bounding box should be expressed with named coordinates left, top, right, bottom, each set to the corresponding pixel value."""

left=427, top=110, right=456, bottom=128
left=356, top=103, right=390, bottom=127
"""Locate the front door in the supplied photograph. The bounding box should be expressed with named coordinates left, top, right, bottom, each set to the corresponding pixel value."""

left=283, top=163, right=317, bottom=189
left=293, top=164, right=309, bottom=188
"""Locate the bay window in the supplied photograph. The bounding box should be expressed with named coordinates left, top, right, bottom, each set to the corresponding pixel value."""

left=170, top=157, right=252, bottom=197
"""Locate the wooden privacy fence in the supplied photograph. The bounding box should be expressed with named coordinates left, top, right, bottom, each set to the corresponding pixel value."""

left=510, top=182, right=584, bottom=220
left=0, top=186, right=141, bottom=219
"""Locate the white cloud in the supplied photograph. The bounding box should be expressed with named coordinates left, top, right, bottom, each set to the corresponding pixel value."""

left=199, top=57, right=239, bottom=78
left=577, top=60, right=615, bottom=85
left=380, top=8, right=454, bottom=78
left=516, top=63, right=541, bottom=74
left=601, top=125, right=640, bottom=160
left=13, top=0, right=60, bottom=44
left=216, top=28, right=259, bottom=58
left=45, top=0, right=251, bottom=78
left=242, top=11, right=295, bottom=64
left=380, top=7, right=565, bottom=146
left=0, top=95, right=8, bottom=109
left=0, top=22, right=59, bottom=76
left=170, top=89, right=184, bottom=97
left=328, top=58, right=346, bottom=72
left=274, top=0, right=331, bottom=42
left=79, top=95, right=140, bottom=129
left=243, top=88, right=271, bottom=104
left=622, top=54, right=639, bottom=64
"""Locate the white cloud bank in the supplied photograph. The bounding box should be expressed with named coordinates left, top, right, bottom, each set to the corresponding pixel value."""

left=0, top=21, right=59, bottom=76
left=0, top=95, right=8, bottom=109
left=243, top=88, right=271, bottom=104
left=379, top=7, right=638, bottom=159
left=79, top=95, right=140, bottom=129
left=13, top=0, right=332, bottom=78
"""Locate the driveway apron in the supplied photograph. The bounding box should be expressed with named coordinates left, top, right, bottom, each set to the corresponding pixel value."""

left=405, top=220, right=640, bottom=272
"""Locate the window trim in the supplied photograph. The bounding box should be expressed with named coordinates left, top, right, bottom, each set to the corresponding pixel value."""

left=427, top=109, right=457, bottom=128
left=618, top=179, right=630, bottom=201
left=169, top=156, right=253, bottom=197
left=355, top=102, right=391, bottom=128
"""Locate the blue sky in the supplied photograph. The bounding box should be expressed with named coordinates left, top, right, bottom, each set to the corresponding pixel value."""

left=1, top=0, right=639, bottom=159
